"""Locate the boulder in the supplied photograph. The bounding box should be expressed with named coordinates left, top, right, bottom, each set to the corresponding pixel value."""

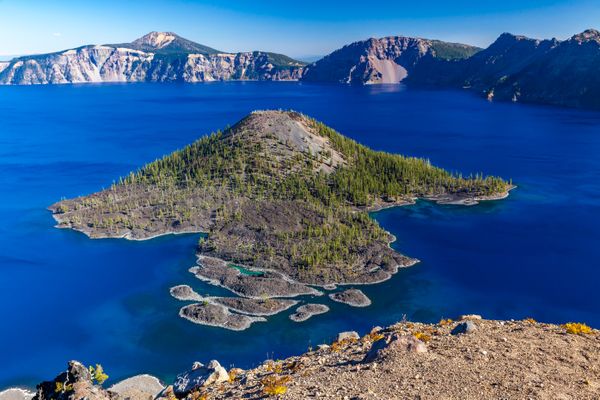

left=336, top=331, right=360, bottom=342
left=459, top=314, right=482, bottom=321
left=452, top=321, right=477, bottom=335
left=108, top=375, right=164, bottom=400
left=363, top=334, right=427, bottom=363
left=0, top=389, right=35, bottom=400
left=173, top=361, right=228, bottom=395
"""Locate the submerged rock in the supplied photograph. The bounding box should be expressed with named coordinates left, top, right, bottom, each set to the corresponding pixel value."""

left=329, top=289, right=372, bottom=307
left=191, top=257, right=322, bottom=298
left=179, top=302, right=265, bottom=331
left=173, top=361, right=229, bottom=396
left=289, top=304, right=330, bottom=322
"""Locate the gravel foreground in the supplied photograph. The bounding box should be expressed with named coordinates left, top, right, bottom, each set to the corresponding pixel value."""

left=192, top=317, right=600, bottom=399
left=15, top=317, right=600, bottom=400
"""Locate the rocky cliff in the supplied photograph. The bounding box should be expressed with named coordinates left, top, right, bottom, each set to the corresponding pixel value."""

left=302, top=36, right=480, bottom=84
left=0, top=32, right=305, bottom=84
left=408, top=29, right=600, bottom=109
left=4, top=29, right=600, bottom=110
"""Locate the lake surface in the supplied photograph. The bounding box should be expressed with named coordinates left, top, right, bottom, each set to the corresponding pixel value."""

left=1, top=82, right=599, bottom=389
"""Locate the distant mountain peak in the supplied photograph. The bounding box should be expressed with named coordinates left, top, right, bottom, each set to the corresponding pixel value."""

left=571, top=29, right=600, bottom=43
left=112, top=31, right=222, bottom=55
left=132, top=32, right=179, bottom=49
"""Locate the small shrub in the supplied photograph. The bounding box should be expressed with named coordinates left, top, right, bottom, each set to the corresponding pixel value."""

left=438, top=318, right=453, bottom=327
left=261, top=375, right=291, bottom=397
left=413, top=332, right=432, bottom=343
left=54, top=382, right=73, bottom=393
left=363, top=331, right=385, bottom=342
left=228, top=369, right=240, bottom=383
left=330, top=337, right=356, bottom=352
left=563, top=322, right=593, bottom=335
left=524, top=317, right=536, bottom=324
left=265, top=361, right=283, bottom=374
left=56, top=204, right=69, bottom=214
left=88, top=364, right=109, bottom=385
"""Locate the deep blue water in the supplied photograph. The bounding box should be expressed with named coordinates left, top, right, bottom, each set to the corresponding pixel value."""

left=1, top=82, right=599, bottom=389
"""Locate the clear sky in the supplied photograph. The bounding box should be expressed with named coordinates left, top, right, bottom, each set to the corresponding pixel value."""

left=0, top=0, right=599, bottom=59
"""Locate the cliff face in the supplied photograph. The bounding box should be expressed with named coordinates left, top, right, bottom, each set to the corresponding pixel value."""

left=0, top=32, right=305, bottom=84
left=302, top=36, right=480, bottom=84
left=408, top=29, right=600, bottom=109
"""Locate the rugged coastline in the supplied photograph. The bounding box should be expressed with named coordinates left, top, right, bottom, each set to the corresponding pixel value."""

left=49, top=110, right=511, bottom=329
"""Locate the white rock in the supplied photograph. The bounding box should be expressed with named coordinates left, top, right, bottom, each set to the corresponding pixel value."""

left=173, top=360, right=229, bottom=395
left=336, top=331, right=360, bottom=342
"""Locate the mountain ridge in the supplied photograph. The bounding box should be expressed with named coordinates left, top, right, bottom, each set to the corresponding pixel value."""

left=406, top=29, right=600, bottom=108
left=0, top=32, right=306, bottom=84
left=2, top=29, right=599, bottom=109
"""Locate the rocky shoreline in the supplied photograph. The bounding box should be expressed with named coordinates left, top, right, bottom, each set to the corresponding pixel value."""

left=48, top=111, right=513, bottom=331
left=51, top=187, right=512, bottom=332
left=9, top=316, right=598, bottom=400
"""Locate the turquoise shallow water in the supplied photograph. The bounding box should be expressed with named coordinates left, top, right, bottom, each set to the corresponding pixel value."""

left=1, top=82, right=599, bottom=388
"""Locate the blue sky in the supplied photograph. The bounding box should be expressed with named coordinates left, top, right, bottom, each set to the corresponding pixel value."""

left=0, top=0, right=598, bottom=59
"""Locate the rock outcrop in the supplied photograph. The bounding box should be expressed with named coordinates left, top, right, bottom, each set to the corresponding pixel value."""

left=172, top=361, right=229, bottom=396
left=302, top=36, right=480, bottom=84
left=0, top=32, right=305, bottom=85
left=108, top=375, right=165, bottom=400
left=33, top=361, right=112, bottom=400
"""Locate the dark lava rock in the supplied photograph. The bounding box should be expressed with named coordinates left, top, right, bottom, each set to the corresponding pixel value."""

left=179, top=302, right=265, bottom=331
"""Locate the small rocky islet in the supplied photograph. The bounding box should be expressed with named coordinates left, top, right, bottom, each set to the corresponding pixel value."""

left=289, top=304, right=330, bottom=322
left=328, top=288, right=372, bottom=307
left=49, top=110, right=512, bottom=330
left=17, top=317, right=600, bottom=400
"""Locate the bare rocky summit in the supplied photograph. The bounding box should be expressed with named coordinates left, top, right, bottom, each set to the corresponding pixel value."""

left=302, top=36, right=480, bottom=84
left=25, top=317, right=600, bottom=400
